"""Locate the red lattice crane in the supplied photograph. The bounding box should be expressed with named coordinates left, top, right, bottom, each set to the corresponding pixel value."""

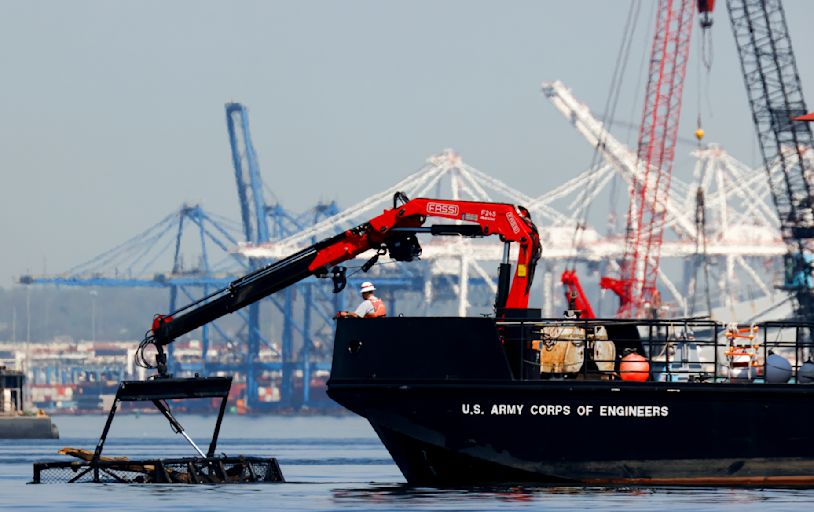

left=563, top=0, right=711, bottom=318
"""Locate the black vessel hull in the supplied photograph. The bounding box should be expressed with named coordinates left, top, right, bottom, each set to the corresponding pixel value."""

left=327, top=317, right=814, bottom=486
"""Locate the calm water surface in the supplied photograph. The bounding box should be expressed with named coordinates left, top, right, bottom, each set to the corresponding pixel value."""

left=1, top=414, right=812, bottom=511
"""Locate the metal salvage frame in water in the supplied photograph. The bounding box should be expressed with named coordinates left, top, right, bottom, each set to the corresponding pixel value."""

left=31, top=376, right=284, bottom=484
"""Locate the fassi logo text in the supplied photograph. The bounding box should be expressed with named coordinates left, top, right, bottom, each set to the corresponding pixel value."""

left=426, top=202, right=460, bottom=217
left=505, top=212, right=521, bottom=234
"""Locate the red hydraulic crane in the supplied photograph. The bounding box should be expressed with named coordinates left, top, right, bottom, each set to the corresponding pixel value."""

left=564, top=0, right=709, bottom=319
left=143, top=193, right=542, bottom=376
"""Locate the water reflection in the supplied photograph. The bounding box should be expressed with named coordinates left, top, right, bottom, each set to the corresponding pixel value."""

left=332, top=483, right=814, bottom=510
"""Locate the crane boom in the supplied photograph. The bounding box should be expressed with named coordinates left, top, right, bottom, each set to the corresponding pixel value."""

left=541, top=81, right=696, bottom=237
left=142, top=194, right=542, bottom=376
left=548, top=0, right=699, bottom=319
left=727, top=0, right=814, bottom=321
left=606, top=0, right=696, bottom=318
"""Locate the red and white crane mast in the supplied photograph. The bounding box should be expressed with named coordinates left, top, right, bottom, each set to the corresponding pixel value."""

left=602, top=0, right=703, bottom=318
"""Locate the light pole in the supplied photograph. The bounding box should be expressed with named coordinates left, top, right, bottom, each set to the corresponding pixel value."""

left=90, top=290, right=98, bottom=342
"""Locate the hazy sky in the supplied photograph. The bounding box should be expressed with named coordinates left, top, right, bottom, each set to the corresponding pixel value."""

left=1, top=0, right=812, bottom=285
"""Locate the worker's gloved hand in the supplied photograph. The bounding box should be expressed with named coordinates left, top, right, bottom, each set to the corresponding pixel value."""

left=336, top=311, right=346, bottom=319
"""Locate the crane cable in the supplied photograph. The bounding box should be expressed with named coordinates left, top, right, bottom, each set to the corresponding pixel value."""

left=689, top=2, right=715, bottom=317
left=688, top=186, right=713, bottom=317
left=695, top=2, right=714, bottom=146
left=567, top=0, right=643, bottom=272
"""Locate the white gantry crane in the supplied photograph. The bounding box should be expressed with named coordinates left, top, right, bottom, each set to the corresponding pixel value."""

left=237, top=84, right=785, bottom=320
left=541, top=80, right=784, bottom=317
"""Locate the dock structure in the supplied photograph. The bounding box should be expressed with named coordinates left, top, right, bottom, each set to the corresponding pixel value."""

left=0, top=366, right=58, bottom=439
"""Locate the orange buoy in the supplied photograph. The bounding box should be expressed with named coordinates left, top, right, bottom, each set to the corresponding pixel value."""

left=620, top=352, right=650, bottom=382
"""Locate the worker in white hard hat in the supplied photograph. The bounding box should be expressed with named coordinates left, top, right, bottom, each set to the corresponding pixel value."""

left=338, top=281, right=387, bottom=318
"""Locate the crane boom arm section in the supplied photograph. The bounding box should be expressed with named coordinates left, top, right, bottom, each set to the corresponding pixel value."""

left=727, top=0, right=814, bottom=321
left=148, top=194, right=542, bottom=353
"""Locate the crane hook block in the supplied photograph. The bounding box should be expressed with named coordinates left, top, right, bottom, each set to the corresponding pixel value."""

left=697, top=0, right=715, bottom=28
left=331, top=266, right=347, bottom=293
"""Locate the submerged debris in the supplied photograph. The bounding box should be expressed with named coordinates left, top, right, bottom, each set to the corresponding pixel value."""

left=33, top=448, right=284, bottom=484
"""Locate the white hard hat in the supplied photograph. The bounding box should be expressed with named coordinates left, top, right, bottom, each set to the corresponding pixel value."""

left=360, top=281, right=375, bottom=293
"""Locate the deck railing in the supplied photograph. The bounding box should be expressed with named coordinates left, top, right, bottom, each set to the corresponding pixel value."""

left=495, top=317, right=814, bottom=384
